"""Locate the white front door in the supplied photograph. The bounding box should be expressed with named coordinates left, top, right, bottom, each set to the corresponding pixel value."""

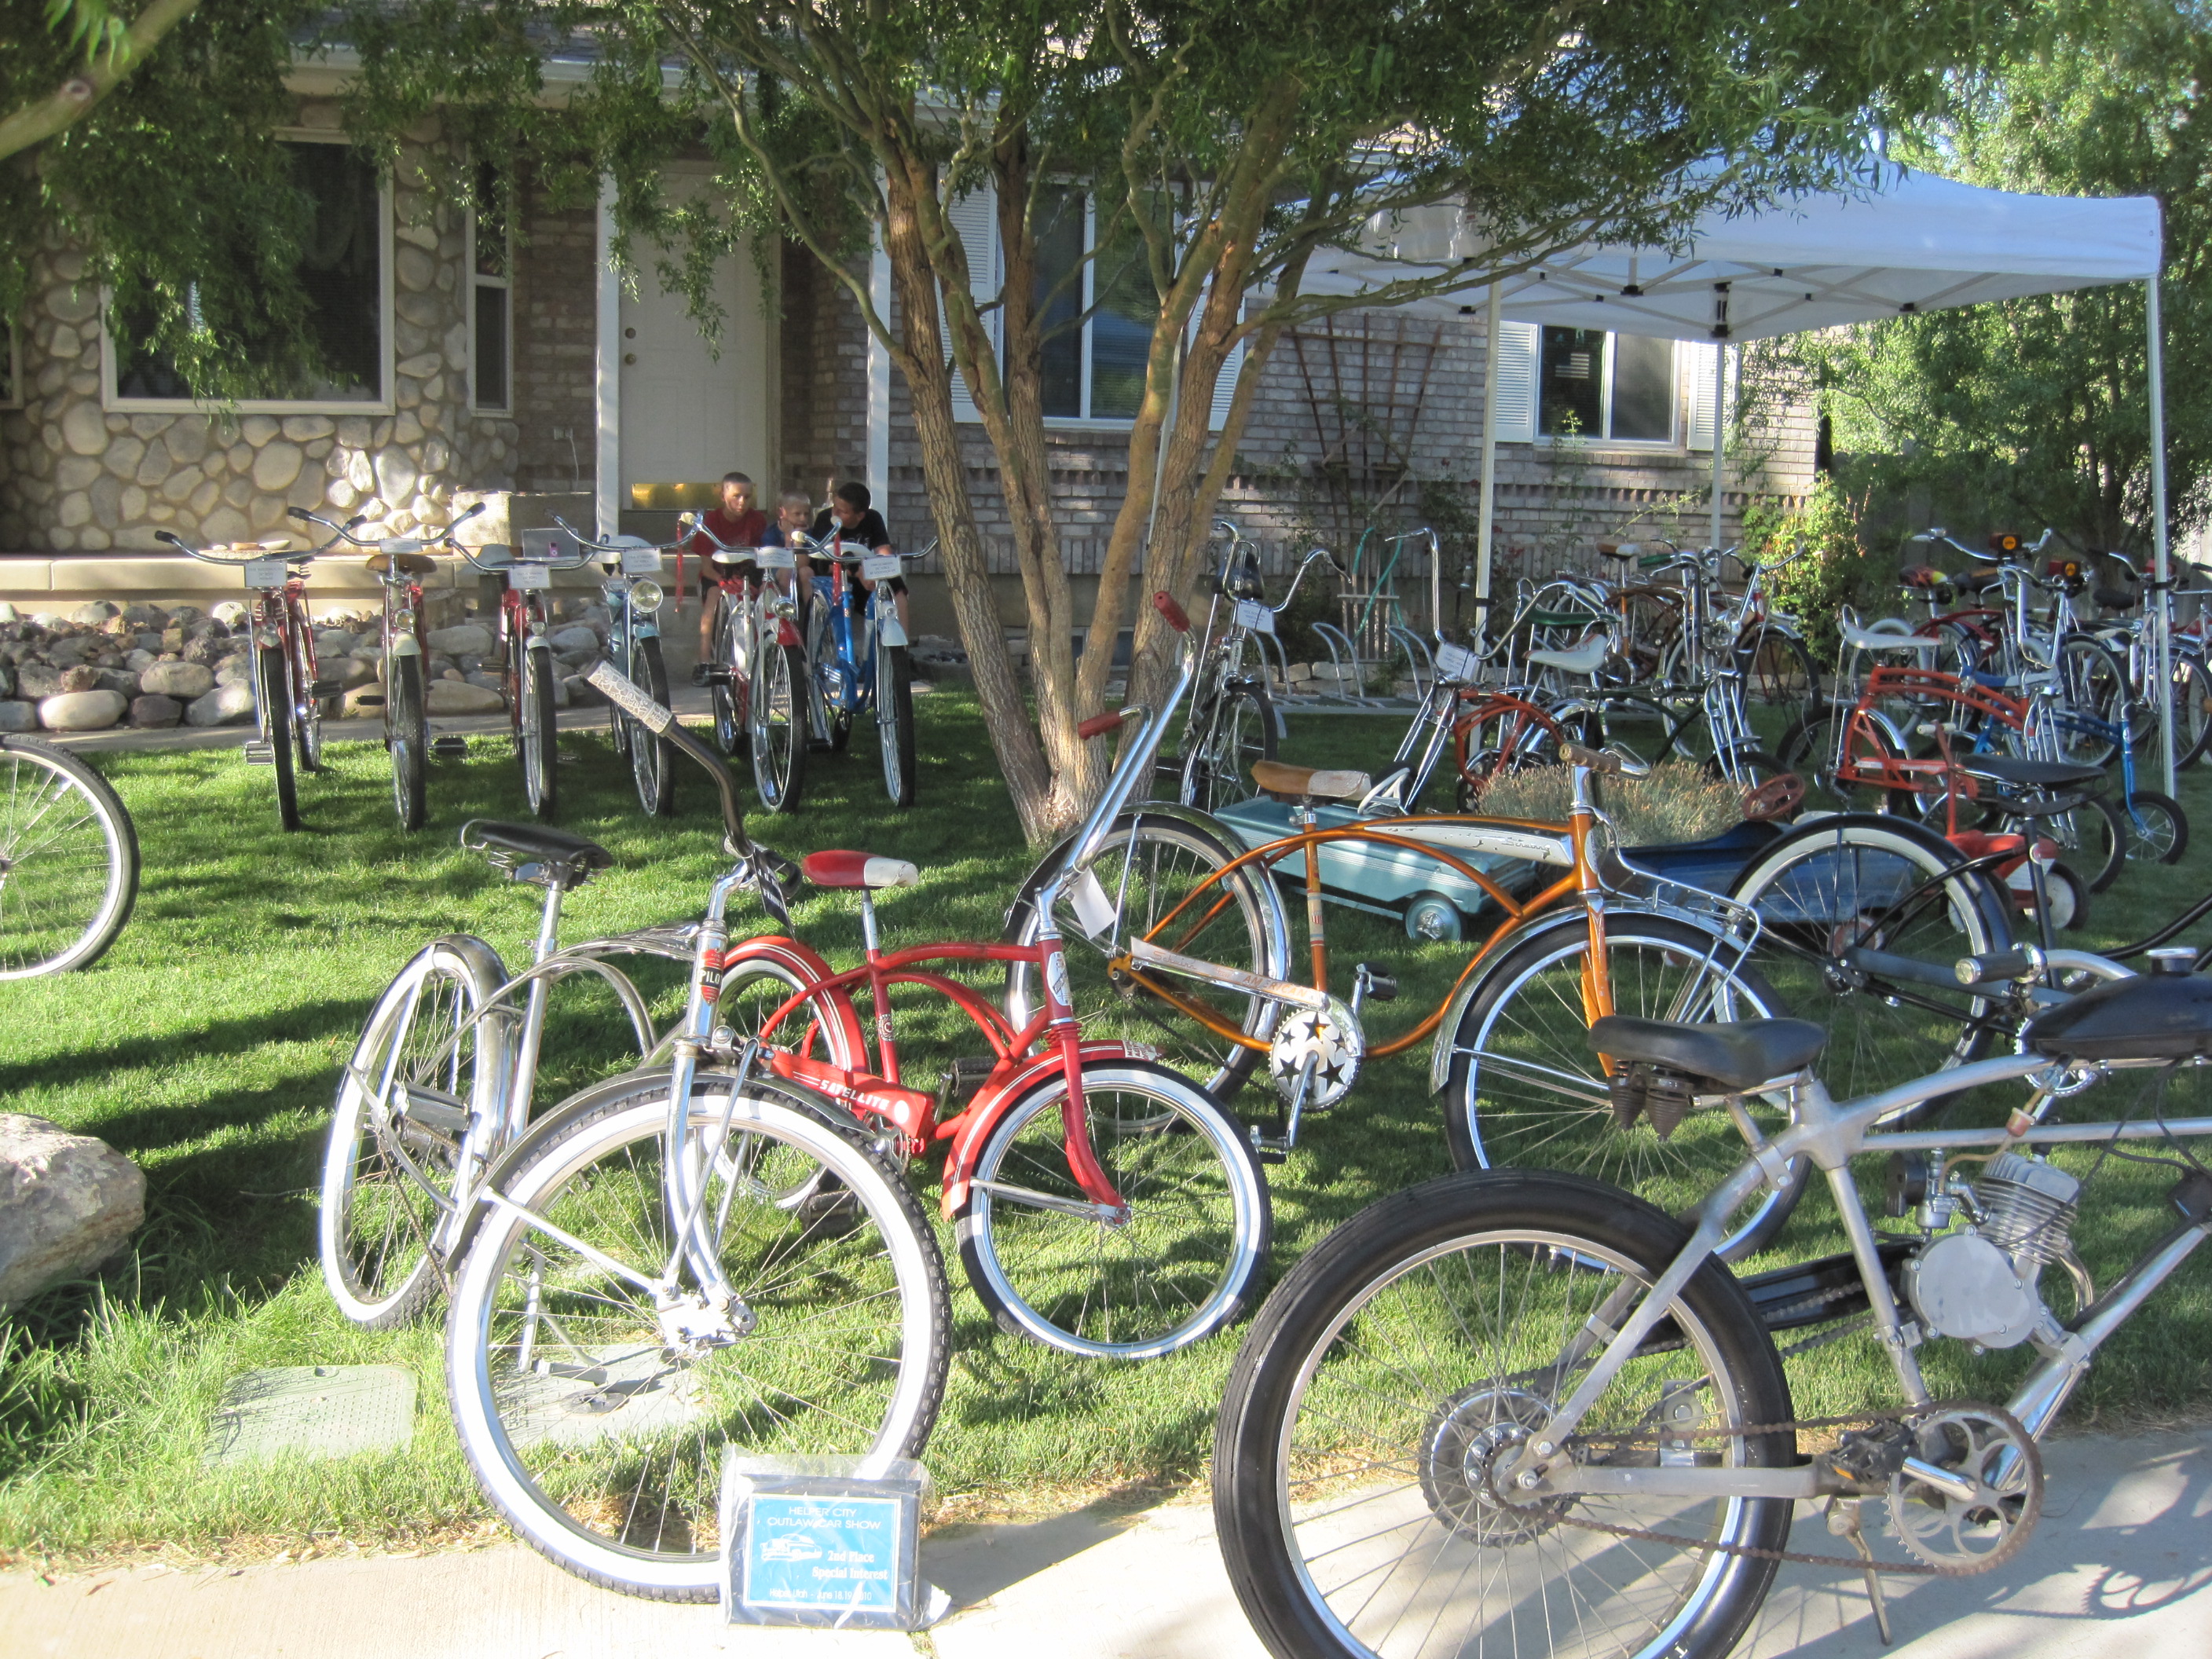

left=617, top=167, right=773, bottom=496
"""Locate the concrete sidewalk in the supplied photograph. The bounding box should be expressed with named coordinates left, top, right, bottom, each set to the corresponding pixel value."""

left=6, top=1430, right=2209, bottom=1659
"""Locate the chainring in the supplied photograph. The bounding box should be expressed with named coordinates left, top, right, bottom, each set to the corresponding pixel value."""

left=1268, top=995, right=1364, bottom=1109
left=1888, top=1403, right=2043, bottom=1573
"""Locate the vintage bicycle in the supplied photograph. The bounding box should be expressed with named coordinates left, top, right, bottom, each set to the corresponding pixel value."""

left=551, top=516, right=683, bottom=818
left=457, top=525, right=595, bottom=821
left=688, top=513, right=810, bottom=812
left=1212, top=947, right=2212, bottom=1659
left=797, top=531, right=932, bottom=807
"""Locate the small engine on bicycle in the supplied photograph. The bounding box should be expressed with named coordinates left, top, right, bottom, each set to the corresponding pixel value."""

left=1885, top=1145, right=2085, bottom=1350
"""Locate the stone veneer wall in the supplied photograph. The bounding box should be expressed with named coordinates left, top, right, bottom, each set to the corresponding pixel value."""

left=0, top=103, right=520, bottom=553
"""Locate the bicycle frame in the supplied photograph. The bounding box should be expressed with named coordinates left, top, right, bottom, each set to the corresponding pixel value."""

left=804, top=538, right=906, bottom=720
left=1497, top=1045, right=2212, bottom=1503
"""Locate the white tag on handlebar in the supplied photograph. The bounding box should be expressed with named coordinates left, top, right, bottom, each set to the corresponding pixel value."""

left=860, top=555, right=903, bottom=582
left=754, top=547, right=795, bottom=571
left=1069, top=869, right=1117, bottom=940
left=1434, top=642, right=1478, bottom=681
left=1233, top=599, right=1275, bottom=635
left=585, top=661, right=673, bottom=733
left=242, top=558, right=290, bottom=589
left=620, top=544, right=661, bottom=577
left=507, top=562, right=551, bottom=591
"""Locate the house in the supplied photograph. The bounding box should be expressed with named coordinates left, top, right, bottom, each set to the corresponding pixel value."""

left=0, top=82, right=1818, bottom=637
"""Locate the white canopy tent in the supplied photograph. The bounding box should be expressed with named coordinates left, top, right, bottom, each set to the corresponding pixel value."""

left=1297, top=167, right=2177, bottom=782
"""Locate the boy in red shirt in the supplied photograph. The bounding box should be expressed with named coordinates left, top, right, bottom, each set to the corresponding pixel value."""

left=690, top=471, right=767, bottom=658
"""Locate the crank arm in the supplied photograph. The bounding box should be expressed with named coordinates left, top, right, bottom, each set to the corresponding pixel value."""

left=969, top=1178, right=1130, bottom=1225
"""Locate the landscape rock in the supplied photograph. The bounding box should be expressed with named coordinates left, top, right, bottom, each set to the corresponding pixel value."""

left=57, top=665, right=101, bottom=694
left=0, top=702, right=34, bottom=732
left=424, top=679, right=505, bottom=715
left=185, top=683, right=257, bottom=727
left=38, top=690, right=126, bottom=731
left=332, top=656, right=377, bottom=691
left=0, top=1115, right=145, bottom=1309
left=315, top=629, right=357, bottom=659
left=95, top=668, right=140, bottom=698
left=562, top=676, right=599, bottom=707
left=15, top=663, right=62, bottom=700
left=129, top=694, right=183, bottom=728
left=138, top=661, right=215, bottom=700
left=209, top=601, right=247, bottom=627
left=548, top=624, right=601, bottom=654
left=425, top=623, right=493, bottom=657
left=214, top=656, right=252, bottom=689
left=71, top=601, right=118, bottom=625
left=119, top=603, right=167, bottom=627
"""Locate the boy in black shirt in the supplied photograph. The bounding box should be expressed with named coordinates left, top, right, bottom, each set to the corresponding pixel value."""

left=810, top=480, right=909, bottom=633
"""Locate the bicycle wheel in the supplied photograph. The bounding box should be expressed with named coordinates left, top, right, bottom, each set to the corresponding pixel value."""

left=715, top=940, right=866, bottom=1069
left=257, top=641, right=300, bottom=831
left=1729, top=815, right=2012, bottom=1117
left=956, top=1059, right=1271, bottom=1360
left=2121, top=788, right=2188, bottom=866
left=1213, top=1169, right=1792, bottom=1659
left=628, top=635, right=676, bottom=817
left=1452, top=696, right=1563, bottom=805
left=749, top=641, right=809, bottom=813
left=2052, top=633, right=2126, bottom=768
left=1441, top=913, right=1804, bottom=1261
left=388, top=654, right=428, bottom=833
left=876, top=641, right=918, bottom=807
left=519, top=642, right=558, bottom=820
left=320, top=936, right=508, bottom=1328
left=1181, top=686, right=1278, bottom=811
left=1005, top=811, right=1292, bottom=1101
left=1734, top=624, right=1820, bottom=742
left=291, top=618, right=324, bottom=773
left=1777, top=706, right=1914, bottom=815
left=446, top=1079, right=950, bottom=1601
left=2171, top=651, right=2212, bottom=770
left=0, top=737, right=139, bottom=978
left=2039, top=793, right=2126, bottom=894
left=709, top=596, right=747, bottom=759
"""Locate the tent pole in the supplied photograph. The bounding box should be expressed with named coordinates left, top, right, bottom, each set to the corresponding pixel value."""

left=1709, top=341, right=1727, bottom=550
left=1474, top=282, right=1502, bottom=644
left=2150, top=271, right=2175, bottom=794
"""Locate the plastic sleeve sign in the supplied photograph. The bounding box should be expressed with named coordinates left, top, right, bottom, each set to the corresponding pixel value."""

left=859, top=555, right=903, bottom=583
left=1233, top=599, right=1275, bottom=635
left=242, top=558, right=290, bottom=588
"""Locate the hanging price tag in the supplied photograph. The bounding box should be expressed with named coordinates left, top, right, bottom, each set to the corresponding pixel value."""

left=507, top=562, right=551, bottom=591
left=242, top=558, right=290, bottom=589
left=860, top=555, right=903, bottom=583
left=621, top=544, right=662, bottom=577
left=1233, top=599, right=1275, bottom=635
left=754, top=548, right=796, bottom=571
left=1433, top=642, right=1478, bottom=682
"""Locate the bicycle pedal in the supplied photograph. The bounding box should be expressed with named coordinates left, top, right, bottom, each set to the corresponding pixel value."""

left=241, top=740, right=275, bottom=764
left=353, top=693, right=386, bottom=708
left=1353, top=961, right=1399, bottom=1003
left=691, top=664, right=733, bottom=687
left=308, top=679, right=344, bottom=698
left=430, top=734, right=470, bottom=758
left=1247, top=1126, right=1291, bottom=1163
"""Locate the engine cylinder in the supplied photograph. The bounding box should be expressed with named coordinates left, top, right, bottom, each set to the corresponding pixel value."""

left=1973, top=1152, right=2079, bottom=1267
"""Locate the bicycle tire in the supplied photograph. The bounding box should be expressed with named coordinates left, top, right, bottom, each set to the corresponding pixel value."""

left=2172, top=651, right=2212, bottom=770
left=629, top=635, right=676, bottom=817
left=1734, top=624, right=1821, bottom=736
left=709, top=595, right=747, bottom=759
left=2121, top=788, right=2188, bottom=866
left=1777, top=705, right=1916, bottom=815
left=1441, top=912, right=1804, bottom=1262
left=1213, top=1168, right=1792, bottom=1659
left=955, top=1059, right=1271, bottom=1360
left=1180, top=685, right=1278, bottom=811
left=750, top=640, right=809, bottom=813
left=389, top=653, right=428, bottom=832
left=877, top=642, right=917, bottom=807
left=2052, top=633, right=2126, bottom=768
left=2040, top=792, right=2126, bottom=894
left=0, top=737, right=139, bottom=978
left=445, top=1079, right=950, bottom=1601
left=291, top=617, right=325, bottom=773
left=320, top=935, right=508, bottom=1328
left=258, top=640, right=301, bottom=831
left=1004, top=810, right=1292, bottom=1101
left=1728, top=814, right=2013, bottom=1121
left=519, top=643, right=558, bottom=820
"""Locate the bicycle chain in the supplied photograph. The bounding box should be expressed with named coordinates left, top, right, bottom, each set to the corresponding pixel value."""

left=1492, top=1397, right=2043, bottom=1579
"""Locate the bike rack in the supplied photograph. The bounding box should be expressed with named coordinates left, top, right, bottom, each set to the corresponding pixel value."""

left=1308, top=621, right=1368, bottom=705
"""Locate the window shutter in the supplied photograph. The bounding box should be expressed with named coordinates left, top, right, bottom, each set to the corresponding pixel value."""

left=944, top=184, right=998, bottom=423
left=1207, top=333, right=1246, bottom=431
left=1489, top=320, right=1538, bottom=443
left=1686, top=341, right=1723, bottom=452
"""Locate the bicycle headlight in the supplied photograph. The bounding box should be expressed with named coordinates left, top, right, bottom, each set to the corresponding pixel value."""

left=631, top=580, right=665, bottom=613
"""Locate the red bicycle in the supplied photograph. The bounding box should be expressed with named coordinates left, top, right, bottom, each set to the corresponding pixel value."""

left=715, top=595, right=1273, bottom=1361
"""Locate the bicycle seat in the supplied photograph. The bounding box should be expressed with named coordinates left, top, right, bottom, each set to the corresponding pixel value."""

left=1840, top=620, right=1929, bottom=655
left=802, top=850, right=919, bottom=890
left=1525, top=635, right=1611, bottom=676
left=368, top=540, right=439, bottom=577
left=1588, top=1015, right=1828, bottom=1092
left=1955, top=569, right=2004, bottom=597
left=1595, top=541, right=1637, bottom=562
left=1953, top=754, right=2106, bottom=796
left=1251, top=761, right=1371, bottom=803
left=460, top=820, right=614, bottom=881
left=2094, top=585, right=2137, bottom=610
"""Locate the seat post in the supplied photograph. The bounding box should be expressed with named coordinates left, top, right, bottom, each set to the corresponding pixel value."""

left=857, top=888, right=881, bottom=959
left=533, top=881, right=565, bottom=965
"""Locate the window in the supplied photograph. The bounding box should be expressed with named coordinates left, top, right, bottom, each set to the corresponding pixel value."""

left=106, top=136, right=390, bottom=410
left=1537, top=327, right=1675, bottom=442
left=468, top=167, right=512, bottom=413
left=945, top=183, right=1238, bottom=429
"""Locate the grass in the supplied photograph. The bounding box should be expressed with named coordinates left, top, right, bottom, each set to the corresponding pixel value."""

left=3, top=690, right=2211, bottom=1568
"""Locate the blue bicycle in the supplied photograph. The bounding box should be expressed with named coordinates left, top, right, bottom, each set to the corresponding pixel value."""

left=797, top=533, right=933, bottom=807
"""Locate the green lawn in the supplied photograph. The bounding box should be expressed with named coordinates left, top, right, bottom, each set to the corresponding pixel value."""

left=2, top=692, right=2210, bottom=1566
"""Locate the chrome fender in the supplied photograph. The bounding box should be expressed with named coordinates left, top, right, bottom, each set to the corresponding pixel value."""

left=390, top=633, right=422, bottom=657
left=878, top=614, right=909, bottom=649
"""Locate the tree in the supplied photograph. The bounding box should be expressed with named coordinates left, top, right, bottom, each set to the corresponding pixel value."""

left=1793, top=0, right=2211, bottom=556
left=350, top=0, right=2018, bottom=838
left=1, top=0, right=373, bottom=402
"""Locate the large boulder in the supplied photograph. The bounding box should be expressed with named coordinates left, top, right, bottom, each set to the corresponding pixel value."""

left=548, top=624, right=601, bottom=655
left=38, top=690, right=126, bottom=732
left=424, top=622, right=493, bottom=657
left=139, top=660, right=215, bottom=700
left=71, top=601, right=119, bottom=626
left=424, top=679, right=506, bottom=716
left=0, top=701, right=34, bottom=733
left=57, top=665, right=102, bottom=694
left=129, top=694, right=183, bottom=729
left=185, top=683, right=257, bottom=727
left=15, top=663, right=63, bottom=701
left=0, top=1115, right=145, bottom=1309
left=315, top=628, right=357, bottom=660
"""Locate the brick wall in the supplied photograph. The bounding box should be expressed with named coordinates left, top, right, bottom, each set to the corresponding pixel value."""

left=510, top=170, right=597, bottom=493
left=777, top=244, right=870, bottom=502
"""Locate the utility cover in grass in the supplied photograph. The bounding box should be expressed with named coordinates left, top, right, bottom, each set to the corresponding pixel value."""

left=205, top=1366, right=416, bottom=1467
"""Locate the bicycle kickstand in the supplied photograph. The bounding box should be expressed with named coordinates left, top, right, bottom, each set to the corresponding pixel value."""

left=1826, top=1496, right=1894, bottom=1646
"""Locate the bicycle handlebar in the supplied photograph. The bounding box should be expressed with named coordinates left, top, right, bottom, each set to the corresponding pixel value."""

left=289, top=501, right=485, bottom=552
left=153, top=529, right=319, bottom=566
left=548, top=513, right=685, bottom=559
left=586, top=661, right=760, bottom=869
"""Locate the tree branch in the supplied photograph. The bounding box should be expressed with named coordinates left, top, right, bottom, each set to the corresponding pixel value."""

left=0, top=0, right=200, bottom=163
